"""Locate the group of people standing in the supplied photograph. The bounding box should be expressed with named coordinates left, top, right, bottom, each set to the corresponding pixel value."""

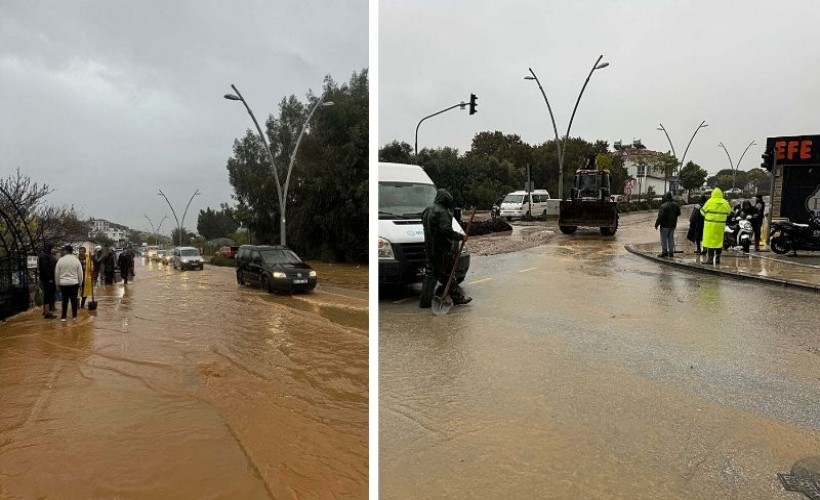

left=38, top=243, right=135, bottom=321
left=655, top=188, right=766, bottom=265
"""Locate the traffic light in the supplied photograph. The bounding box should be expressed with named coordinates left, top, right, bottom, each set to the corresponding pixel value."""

left=761, top=150, right=774, bottom=171
left=469, top=93, right=478, bottom=115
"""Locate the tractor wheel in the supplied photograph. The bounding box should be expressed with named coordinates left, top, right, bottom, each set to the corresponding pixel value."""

left=559, top=225, right=577, bottom=234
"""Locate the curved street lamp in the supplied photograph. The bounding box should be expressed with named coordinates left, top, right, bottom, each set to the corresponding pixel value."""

left=225, top=84, right=333, bottom=246
left=157, top=189, right=201, bottom=247
left=718, top=140, right=756, bottom=192
left=657, top=120, right=708, bottom=193
left=144, top=214, right=168, bottom=246
left=525, top=55, right=609, bottom=200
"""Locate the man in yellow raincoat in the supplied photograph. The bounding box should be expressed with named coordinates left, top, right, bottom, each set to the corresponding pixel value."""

left=77, top=246, right=93, bottom=308
left=700, top=188, right=732, bottom=265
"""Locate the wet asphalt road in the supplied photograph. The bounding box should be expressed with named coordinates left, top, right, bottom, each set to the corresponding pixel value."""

left=0, top=258, right=368, bottom=499
left=379, top=214, right=820, bottom=499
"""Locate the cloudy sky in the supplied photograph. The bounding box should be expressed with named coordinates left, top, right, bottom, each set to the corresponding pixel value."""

left=1, top=0, right=367, bottom=233
left=379, top=0, right=820, bottom=177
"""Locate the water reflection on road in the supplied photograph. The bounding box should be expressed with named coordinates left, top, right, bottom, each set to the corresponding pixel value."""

left=0, top=259, right=368, bottom=499
left=380, top=217, right=820, bottom=499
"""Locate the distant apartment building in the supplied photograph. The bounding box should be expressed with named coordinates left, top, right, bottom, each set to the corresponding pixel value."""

left=89, top=219, right=128, bottom=243
left=612, top=140, right=676, bottom=196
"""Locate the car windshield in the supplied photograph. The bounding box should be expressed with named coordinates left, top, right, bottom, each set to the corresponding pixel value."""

left=260, top=248, right=303, bottom=265
left=180, top=249, right=199, bottom=256
left=379, top=181, right=436, bottom=218
left=503, top=194, right=525, bottom=204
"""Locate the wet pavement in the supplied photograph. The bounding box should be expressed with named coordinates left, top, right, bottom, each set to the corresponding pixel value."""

left=380, top=210, right=820, bottom=499
left=0, top=258, right=368, bottom=499
left=625, top=210, right=820, bottom=292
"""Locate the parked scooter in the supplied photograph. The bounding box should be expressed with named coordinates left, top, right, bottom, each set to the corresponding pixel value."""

left=769, top=214, right=820, bottom=255
left=734, top=215, right=754, bottom=252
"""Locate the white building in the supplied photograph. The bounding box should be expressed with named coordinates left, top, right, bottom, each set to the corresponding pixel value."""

left=613, top=140, right=676, bottom=197
left=89, top=219, right=128, bottom=243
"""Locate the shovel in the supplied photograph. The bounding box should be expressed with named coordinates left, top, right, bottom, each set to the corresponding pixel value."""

left=87, top=261, right=98, bottom=311
left=432, top=208, right=476, bottom=316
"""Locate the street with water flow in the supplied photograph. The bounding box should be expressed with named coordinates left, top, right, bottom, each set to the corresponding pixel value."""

left=380, top=210, right=820, bottom=499
left=0, top=258, right=368, bottom=499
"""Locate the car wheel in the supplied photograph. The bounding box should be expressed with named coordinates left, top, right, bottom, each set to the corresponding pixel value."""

left=559, top=225, right=577, bottom=234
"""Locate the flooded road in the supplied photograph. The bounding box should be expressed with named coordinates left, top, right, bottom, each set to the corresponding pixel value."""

left=1, top=258, right=368, bottom=499
left=380, top=213, right=820, bottom=499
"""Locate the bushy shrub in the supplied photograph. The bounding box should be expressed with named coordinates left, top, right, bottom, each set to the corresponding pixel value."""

left=209, top=257, right=236, bottom=267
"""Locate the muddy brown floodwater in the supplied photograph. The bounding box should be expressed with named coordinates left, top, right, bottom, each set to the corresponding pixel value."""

left=0, top=259, right=368, bottom=499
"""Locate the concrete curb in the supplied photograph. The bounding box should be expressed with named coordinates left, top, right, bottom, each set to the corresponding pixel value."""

left=624, top=245, right=820, bottom=293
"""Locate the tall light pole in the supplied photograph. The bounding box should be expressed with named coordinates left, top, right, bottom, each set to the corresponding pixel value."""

left=525, top=55, right=609, bottom=200
left=225, top=84, right=333, bottom=246
left=144, top=214, right=168, bottom=246
left=157, top=189, right=200, bottom=247
left=657, top=120, right=708, bottom=194
left=718, top=140, right=756, bottom=192
left=524, top=69, right=562, bottom=188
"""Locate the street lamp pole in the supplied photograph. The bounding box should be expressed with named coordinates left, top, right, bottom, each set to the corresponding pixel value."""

left=415, top=102, right=467, bottom=157
left=157, top=189, right=200, bottom=247
left=144, top=214, right=168, bottom=247
left=226, top=85, right=333, bottom=246
left=657, top=120, right=708, bottom=194
left=527, top=55, right=608, bottom=201
left=524, top=68, right=562, bottom=191
left=719, top=140, right=756, bottom=192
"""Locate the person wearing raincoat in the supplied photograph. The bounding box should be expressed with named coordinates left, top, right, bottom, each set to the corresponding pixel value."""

left=700, top=188, right=732, bottom=265
left=77, top=246, right=93, bottom=308
left=419, top=188, right=471, bottom=309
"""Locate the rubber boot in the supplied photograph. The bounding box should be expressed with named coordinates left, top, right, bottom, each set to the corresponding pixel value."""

left=715, top=248, right=722, bottom=265
left=706, top=248, right=714, bottom=264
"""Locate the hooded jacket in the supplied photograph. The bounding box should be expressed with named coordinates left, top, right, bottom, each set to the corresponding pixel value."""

left=655, top=192, right=681, bottom=229
left=38, top=243, right=56, bottom=284
left=700, top=188, right=732, bottom=249
left=422, top=189, right=463, bottom=274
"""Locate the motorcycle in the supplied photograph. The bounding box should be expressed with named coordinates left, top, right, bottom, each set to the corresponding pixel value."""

left=769, top=215, right=820, bottom=255
left=734, top=216, right=754, bottom=252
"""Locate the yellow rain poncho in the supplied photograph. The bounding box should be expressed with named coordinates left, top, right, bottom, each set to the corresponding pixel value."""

left=700, top=188, right=732, bottom=249
left=79, top=250, right=93, bottom=298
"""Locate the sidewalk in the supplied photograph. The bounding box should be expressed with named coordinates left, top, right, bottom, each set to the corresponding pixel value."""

left=626, top=233, right=820, bottom=292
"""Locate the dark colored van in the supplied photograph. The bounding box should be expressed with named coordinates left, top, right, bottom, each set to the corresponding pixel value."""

left=235, top=245, right=317, bottom=293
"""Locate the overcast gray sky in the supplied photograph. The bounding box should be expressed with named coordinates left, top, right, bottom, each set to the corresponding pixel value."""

left=379, top=0, right=820, bottom=178
left=1, top=0, right=367, bottom=234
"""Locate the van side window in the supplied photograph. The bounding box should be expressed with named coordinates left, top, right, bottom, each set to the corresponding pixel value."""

left=252, top=252, right=262, bottom=265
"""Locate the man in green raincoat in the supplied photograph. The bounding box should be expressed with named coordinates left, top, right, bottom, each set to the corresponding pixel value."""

left=419, top=188, right=471, bottom=309
left=700, top=188, right=732, bottom=264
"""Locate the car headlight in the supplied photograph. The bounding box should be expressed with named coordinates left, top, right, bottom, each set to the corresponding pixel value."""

left=309, top=270, right=317, bottom=277
left=272, top=271, right=287, bottom=278
left=378, top=237, right=395, bottom=259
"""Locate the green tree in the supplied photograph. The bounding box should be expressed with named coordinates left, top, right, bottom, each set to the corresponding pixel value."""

left=678, top=161, right=708, bottom=194
left=379, top=141, right=414, bottom=163
left=197, top=205, right=239, bottom=241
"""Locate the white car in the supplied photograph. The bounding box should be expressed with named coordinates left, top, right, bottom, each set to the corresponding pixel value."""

left=173, top=246, right=204, bottom=270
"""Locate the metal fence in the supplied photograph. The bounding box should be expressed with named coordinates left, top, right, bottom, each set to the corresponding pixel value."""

left=0, top=254, right=31, bottom=321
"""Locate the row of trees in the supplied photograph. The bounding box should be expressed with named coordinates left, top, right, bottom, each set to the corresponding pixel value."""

left=380, top=131, right=771, bottom=209
left=380, top=132, right=630, bottom=209
left=221, top=69, right=368, bottom=262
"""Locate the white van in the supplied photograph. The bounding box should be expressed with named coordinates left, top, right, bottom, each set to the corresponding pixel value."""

left=499, top=189, right=551, bottom=220
left=378, top=162, right=470, bottom=286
